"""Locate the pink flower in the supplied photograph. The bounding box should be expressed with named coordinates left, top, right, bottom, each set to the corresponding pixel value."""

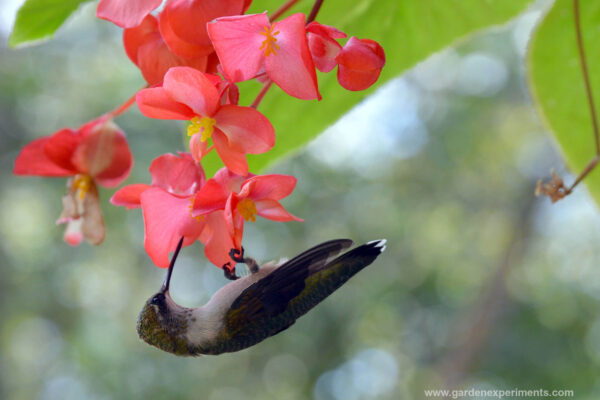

left=124, top=15, right=211, bottom=86
left=111, top=153, right=207, bottom=268
left=97, top=0, right=162, bottom=28
left=136, top=66, right=275, bottom=175
left=192, top=172, right=302, bottom=250
left=14, top=116, right=133, bottom=246
left=307, top=23, right=385, bottom=91
left=208, top=13, right=321, bottom=100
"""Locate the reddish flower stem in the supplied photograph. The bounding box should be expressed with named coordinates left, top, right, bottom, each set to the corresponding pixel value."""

left=567, top=0, right=600, bottom=193
left=270, top=0, right=300, bottom=22
left=250, top=81, right=274, bottom=109
left=307, top=0, right=324, bottom=24
left=107, top=85, right=148, bottom=118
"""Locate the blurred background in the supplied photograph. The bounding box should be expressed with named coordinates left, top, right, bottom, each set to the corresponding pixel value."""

left=1, top=1, right=599, bottom=399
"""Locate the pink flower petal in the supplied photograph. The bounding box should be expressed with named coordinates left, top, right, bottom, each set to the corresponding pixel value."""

left=13, top=137, right=76, bottom=177
left=90, top=123, right=134, bottom=187
left=149, top=153, right=204, bottom=196
left=97, top=0, right=162, bottom=28
left=189, top=133, right=211, bottom=162
left=308, top=32, right=342, bottom=73
left=140, top=188, right=205, bottom=268
left=159, top=6, right=213, bottom=59
left=255, top=199, right=302, bottom=221
left=207, top=13, right=269, bottom=82
left=239, top=174, right=297, bottom=200
left=266, top=14, right=321, bottom=100
left=71, top=120, right=133, bottom=187
left=43, top=128, right=80, bottom=171
left=335, top=37, right=385, bottom=71
left=225, top=194, right=244, bottom=249
left=213, top=167, right=248, bottom=192
left=192, top=178, right=230, bottom=216
left=306, top=22, right=346, bottom=39
left=163, top=67, right=220, bottom=116
left=124, top=15, right=209, bottom=86
left=336, top=38, right=385, bottom=91
left=203, top=211, right=236, bottom=268
left=160, top=0, right=246, bottom=58
left=337, top=66, right=382, bottom=92
left=123, top=15, right=158, bottom=66
left=306, top=22, right=345, bottom=73
left=212, top=129, right=249, bottom=176
left=214, top=105, right=275, bottom=154
left=136, top=87, right=196, bottom=120
left=64, top=223, right=83, bottom=246
left=136, top=35, right=209, bottom=86
left=110, top=183, right=151, bottom=209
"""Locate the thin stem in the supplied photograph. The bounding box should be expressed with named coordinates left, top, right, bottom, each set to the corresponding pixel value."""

left=270, top=0, right=300, bottom=22
left=161, top=237, right=185, bottom=293
left=567, top=155, right=599, bottom=192
left=306, top=0, right=324, bottom=24
left=107, top=85, right=147, bottom=118
left=574, top=0, right=600, bottom=154
left=566, top=0, right=600, bottom=193
left=250, top=80, right=274, bottom=109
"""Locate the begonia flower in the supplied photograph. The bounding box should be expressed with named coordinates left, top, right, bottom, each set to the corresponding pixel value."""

left=307, top=22, right=385, bottom=92
left=335, top=37, right=385, bottom=91
left=208, top=13, right=321, bottom=100
left=136, top=67, right=275, bottom=175
left=111, top=153, right=207, bottom=268
left=124, top=15, right=210, bottom=85
left=192, top=173, right=301, bottom=251
left=14, top=116, right=133, bottom=246
left=97, top=0, right=162, bottom=28
left=159, top=0, right=249, bottom=59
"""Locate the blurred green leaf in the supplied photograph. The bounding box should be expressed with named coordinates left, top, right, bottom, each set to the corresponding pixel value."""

left=8, top=0, right=92, bottom=48
left=528, top=0, right=600, bottom=204
left=201, top=0, right=533, bottom=174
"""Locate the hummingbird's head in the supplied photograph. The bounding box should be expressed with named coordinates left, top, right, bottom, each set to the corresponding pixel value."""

left=136, top=290, right=191, bottom=355
left=136, top=238, right=192, bottom=356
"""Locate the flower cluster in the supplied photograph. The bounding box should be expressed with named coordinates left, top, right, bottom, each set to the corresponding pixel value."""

left=14, top=0, right=385, bottom=272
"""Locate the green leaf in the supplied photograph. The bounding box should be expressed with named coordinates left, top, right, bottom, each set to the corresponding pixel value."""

left=528, top=0, right=600, bottom=204
left=9, top=0, right=92, bottom=48
left=201, top=0, right=533, bottom=174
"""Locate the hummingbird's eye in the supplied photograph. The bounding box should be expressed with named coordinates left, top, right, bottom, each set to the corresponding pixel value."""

left=151, top=293, right=165, bottom=305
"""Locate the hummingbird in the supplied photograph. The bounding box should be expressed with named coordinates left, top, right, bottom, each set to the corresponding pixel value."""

left=137, top=238, right=386, bottom=356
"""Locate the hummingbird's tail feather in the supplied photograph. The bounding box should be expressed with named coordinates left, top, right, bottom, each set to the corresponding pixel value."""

left=310, top=239, right=386, bottom=276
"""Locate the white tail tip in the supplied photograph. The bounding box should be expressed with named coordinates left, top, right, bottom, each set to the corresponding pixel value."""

left=367, top=239, right=387, bottom=252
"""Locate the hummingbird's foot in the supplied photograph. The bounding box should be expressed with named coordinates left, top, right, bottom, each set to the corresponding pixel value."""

left=229, top=247, right=245, bottom=263
left=223, top=262, right=240, bottom=280
left=229, top=247, right=260, bottom=274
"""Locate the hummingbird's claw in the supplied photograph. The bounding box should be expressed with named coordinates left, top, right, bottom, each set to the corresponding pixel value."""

left=229, top=247, right=259, bottom=274
left=223, top=262, right=240, bottom=280
left=229, top=247, right=245, bottom=263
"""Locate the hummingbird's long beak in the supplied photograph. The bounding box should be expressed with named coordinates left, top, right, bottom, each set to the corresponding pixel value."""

left=161, top=237, right=185, bottom=294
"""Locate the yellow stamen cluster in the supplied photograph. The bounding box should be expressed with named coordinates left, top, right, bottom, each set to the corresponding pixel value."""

left=187, top=116, right=216, bottom=141
left=259, top=25, right=280, bottom=57
left=73, top=174, right=92, bottom=200
left=188, top=197, right=204, bottom=222
left=236, top=198, right=258, bottom=222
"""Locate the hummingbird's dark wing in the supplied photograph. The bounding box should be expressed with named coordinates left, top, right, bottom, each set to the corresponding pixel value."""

left=217, top=239, right=385, bottom=353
